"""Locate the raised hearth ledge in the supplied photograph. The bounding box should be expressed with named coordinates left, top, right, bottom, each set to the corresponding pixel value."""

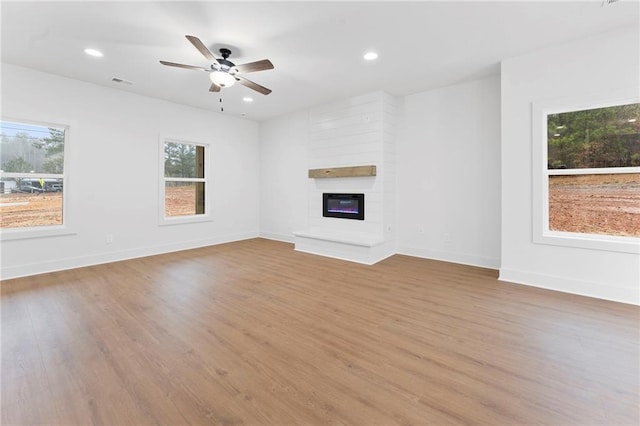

left=293, top=229, right=389, bottom=265
left=293, top=230, right=384, bottom=247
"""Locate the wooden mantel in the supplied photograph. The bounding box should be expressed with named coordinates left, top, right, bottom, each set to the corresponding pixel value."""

left=308, top=165, right=377, bottom=179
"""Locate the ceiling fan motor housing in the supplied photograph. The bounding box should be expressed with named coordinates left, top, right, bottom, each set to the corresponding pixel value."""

left=217, top=58, right=235, bottom=72
left=217, top=48, right=236, bottom=72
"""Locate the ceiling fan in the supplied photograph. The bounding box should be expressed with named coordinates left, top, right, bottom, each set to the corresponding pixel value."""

left=160, top=35, right=273, bottom=95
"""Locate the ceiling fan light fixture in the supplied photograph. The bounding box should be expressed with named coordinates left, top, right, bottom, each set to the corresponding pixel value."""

left=209, top=71, right=236, bottom=88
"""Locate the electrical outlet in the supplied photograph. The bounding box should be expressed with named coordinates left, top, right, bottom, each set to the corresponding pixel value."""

left=443, top=233, right=452, bottom=245
left=106, top=234, right=114, bottom=244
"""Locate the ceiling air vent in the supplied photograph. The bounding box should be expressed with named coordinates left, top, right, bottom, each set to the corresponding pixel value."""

left=111, top=77, right=132, bottom=85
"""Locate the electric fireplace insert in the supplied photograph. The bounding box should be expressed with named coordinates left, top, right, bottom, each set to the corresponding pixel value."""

left=323, top=193, right=365, bottom=220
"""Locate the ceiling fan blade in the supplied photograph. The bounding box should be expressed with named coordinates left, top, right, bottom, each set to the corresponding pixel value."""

left=209, top=83, right=220, bottom=92
left=234, top=59, right=274, bottom=73
left=160, top=60, right=209, bottom=71
left=235, top=75, right=272, bottom=95
left=185, top=35, right=219, bottom=64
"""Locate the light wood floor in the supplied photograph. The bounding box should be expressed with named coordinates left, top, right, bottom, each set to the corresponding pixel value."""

left=1, top=238, right=638, bottom=425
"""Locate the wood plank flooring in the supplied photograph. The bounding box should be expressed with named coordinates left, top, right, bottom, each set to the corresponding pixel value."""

left=1, top=238, right=638, bottom=425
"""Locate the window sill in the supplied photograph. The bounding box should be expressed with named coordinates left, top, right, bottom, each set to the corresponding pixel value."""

left=534, top=231, right=640, bottom=254
left=159, top=215, right=213, bottom=227
left=0, top=226, right=77, bottom=241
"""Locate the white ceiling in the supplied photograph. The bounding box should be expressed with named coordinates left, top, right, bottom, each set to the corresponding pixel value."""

left=1, top=1, right=638, bottom=121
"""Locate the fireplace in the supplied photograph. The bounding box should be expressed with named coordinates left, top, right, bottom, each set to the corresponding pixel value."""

left=323, top=193, right=365, bottom=220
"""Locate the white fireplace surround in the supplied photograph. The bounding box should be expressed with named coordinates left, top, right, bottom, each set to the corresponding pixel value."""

left=293, top=91, right=397, bottom=264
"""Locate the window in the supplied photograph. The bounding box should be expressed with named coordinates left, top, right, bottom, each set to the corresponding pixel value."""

left=0, top=119, right=67, bottom=233
left=533, top=93, right=640, bottom=253
left=160, top=138, right=209, bottom=223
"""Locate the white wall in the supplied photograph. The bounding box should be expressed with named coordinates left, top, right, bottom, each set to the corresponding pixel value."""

left=500, top=26, right=640, bottom=305
left=1, top=64, right=260, bottom=279
left=396, top=76, right=502, bottom=269
left=260, top=80, right=501, bottom=268
left=259, top=110, right=309, bottom=242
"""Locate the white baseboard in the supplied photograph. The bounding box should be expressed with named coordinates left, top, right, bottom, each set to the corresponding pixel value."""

left=259, top=231, right=295, bottom=244
left=6, top=234, right=635, bottom=306
left=397, top=245, right=500, bottom=270
left=0, top=231, right=259, bottom=281
left=499, top=267, right=639, bottom=306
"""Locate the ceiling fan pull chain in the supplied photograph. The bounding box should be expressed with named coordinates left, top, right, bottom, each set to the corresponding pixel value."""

left=220, top=96, right=224, bottom=112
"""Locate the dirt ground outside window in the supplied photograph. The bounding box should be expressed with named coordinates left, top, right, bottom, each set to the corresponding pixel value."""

left=0, top=187, right=199, bottom=229
left=548, top=173, right=640, bottom=237
left=2, top=177, right=638, bottom=236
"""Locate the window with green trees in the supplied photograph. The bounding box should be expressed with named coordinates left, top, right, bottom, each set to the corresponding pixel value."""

left=0, top=120, right=66, bottom=230
left=546, top=102, right=639, bottom=238
left=162, top=140, right=207, bottom=219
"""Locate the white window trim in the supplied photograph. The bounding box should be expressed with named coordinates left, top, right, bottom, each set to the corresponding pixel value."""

left=158, top=135, right=212, bottom=226
left=532, top=91, right=640, bottom=254
left=0, top=117, right=75, bottom=241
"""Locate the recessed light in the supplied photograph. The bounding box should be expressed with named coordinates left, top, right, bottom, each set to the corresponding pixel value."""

left=242, top=97, right=253, bottom=103
left=363, top=51, right=378, bottom=61
left=84, top=48, right=103, bottom=57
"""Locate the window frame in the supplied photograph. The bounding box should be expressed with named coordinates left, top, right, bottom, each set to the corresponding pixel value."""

left=158, top=135, right=212, bottom=226
left=0, top=116, right=74, bottom=241
left=532, top=91, right=640, bottom=254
